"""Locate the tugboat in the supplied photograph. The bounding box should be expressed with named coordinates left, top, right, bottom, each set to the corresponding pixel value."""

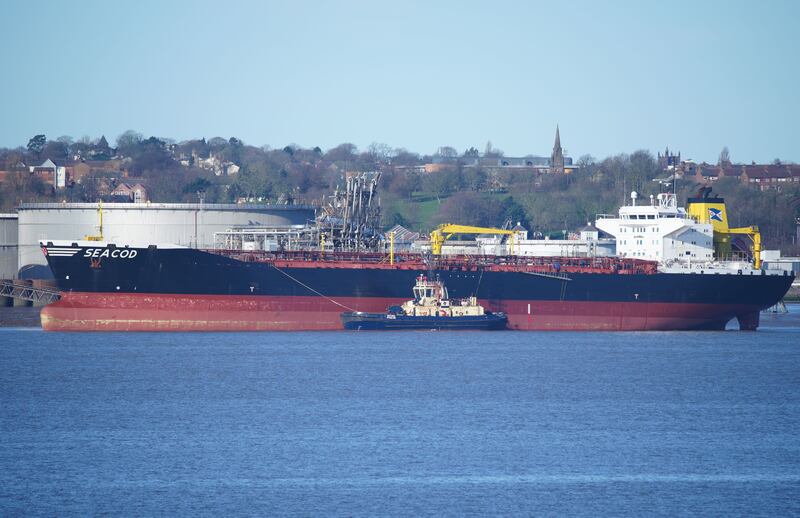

left=340, top=274, right=508, bottom=330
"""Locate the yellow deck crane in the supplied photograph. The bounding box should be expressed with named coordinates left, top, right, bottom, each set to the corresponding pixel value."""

left=726, top=225, right=762, bottom=270
left=430, top=223, right=518, bottom=255
left=85, top=201, right=104, bottom=241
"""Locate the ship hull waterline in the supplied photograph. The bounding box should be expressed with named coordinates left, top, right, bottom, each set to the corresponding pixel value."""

left=41, top=292, right=763, bottom=331
left=39, top=243, right=793, bottom=332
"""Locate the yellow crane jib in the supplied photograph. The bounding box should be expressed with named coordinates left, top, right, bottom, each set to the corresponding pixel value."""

left=430, top=223, right=517, bottom=255
left=728, top=225, right=762, bottom=270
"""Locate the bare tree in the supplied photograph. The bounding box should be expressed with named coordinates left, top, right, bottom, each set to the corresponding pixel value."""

left=116, top=130, right=143, bottom=157
left=437, top=146, right=458, bottom=158
left=484, top=140, right=504, bottom=158
left=577, top=154, right=596, bottom=168
left=718, top=146, right=731, bottom=166
left=367, top=142, right=393, bottom=162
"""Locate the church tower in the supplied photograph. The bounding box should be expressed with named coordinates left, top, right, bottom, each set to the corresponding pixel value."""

left=550, top=125, right=564, bottom=174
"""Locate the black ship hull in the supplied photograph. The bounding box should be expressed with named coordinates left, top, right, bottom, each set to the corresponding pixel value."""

left=39, top=243, right=795, bottom=331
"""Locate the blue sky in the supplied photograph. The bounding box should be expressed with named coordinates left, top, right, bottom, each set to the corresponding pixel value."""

left=2, top=0, right=797, bottom=163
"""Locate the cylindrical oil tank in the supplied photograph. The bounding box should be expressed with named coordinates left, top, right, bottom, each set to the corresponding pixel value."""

left=17, top=202, right=315, bottom=277
left=0, top=213, right=19, bottom=279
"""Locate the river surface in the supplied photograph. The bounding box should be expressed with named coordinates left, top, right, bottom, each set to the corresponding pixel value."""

left=2, top=309, right=800, bottom=516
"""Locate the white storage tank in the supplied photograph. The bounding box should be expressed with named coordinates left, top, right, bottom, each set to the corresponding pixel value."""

left=17, top=202, right=315, bottom=277
left=0, top=213, right=18, bottom=279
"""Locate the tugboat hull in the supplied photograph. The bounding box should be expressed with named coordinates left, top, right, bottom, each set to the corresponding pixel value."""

left=340, top=311, right=508, bottom=330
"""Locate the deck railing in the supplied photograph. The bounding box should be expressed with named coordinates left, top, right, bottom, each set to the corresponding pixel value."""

left=205, top=249, right=659, bottom=275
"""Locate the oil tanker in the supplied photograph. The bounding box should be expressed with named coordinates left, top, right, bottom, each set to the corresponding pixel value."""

left=37, top=180, right=794, bottom=331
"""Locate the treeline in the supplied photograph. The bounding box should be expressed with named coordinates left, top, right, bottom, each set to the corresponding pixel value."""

left=381, top=150, right=799, bottom=252
left=1, top=133, right=798, bottom=252
left=382, top=151, right=669, bottom=231
left=0, top=133, right=429, bottom=208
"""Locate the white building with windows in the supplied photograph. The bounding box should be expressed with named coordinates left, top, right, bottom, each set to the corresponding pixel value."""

left=595, top=192, right=714, bottom=264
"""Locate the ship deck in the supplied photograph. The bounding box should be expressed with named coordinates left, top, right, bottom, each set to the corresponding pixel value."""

left=204, top=249, right=659, bottom=275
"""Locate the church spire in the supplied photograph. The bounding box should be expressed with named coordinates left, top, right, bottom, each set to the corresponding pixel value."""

left=550, top=124, right=564, bottom=174
left=553, top=124, right=561, bottom=152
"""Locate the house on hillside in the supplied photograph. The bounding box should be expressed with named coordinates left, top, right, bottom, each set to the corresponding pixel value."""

left=392, top=165, right=427, bottom=174
left=423, top=126, right=576, bottom=177
left=693, top=164, right=724, bottom=182
left=88, top=135, right=114, bottom=159
left=68, top=158, right=128, bottom=185
left=196, top=154, right=239, bottom=176
left=131, top=183, right=147, bottom=203
left=110, top=182, right=148, bottom=203
left=741, top=164, right=800, bottom=191
left=0, top=159, right=26, bottom=184
left=688, top=162, right=800, bottom=191
left=30, top=158, right=74, bottom=188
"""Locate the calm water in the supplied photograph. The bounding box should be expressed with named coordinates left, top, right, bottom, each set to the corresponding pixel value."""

left=2, top=311, right=800, bottom=516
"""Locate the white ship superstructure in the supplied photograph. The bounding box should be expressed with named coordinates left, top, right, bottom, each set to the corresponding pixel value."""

left=596, top=191, right=785, bottom=275
left=595, top=192, right=713, bottom=264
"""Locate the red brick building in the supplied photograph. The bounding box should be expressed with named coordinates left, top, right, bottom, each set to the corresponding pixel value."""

left=691, top=163, right=800, bottom=191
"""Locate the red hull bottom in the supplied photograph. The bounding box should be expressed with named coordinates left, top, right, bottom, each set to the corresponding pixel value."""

left=40, top=293, right=762, bottom=331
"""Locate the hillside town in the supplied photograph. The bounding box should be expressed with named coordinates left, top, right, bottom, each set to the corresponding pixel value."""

left=1, top=128, right=798, bottom=252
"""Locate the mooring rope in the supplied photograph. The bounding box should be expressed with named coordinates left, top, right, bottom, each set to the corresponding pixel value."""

left=474, top=268, right=484, bottom=297
left=270, top=264, right=357, bottom=312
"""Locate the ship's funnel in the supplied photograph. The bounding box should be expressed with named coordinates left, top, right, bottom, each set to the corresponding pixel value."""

left=686, top=194, right=731, bottom=258
left=687, top=194, right=761, bottom=268
left=686, top=194, right=729, bottom=233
